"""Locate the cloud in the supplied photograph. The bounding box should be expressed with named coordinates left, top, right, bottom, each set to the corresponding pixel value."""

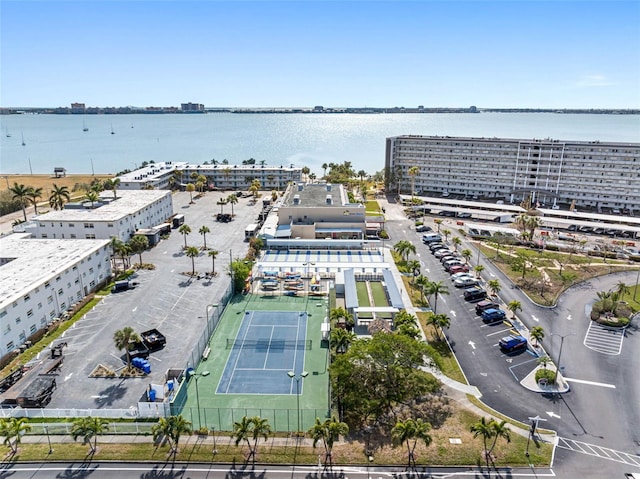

left=575, top=75, right=615, bottom=88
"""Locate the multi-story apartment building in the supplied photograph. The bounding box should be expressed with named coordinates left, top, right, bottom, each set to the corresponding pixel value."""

left=117, top=161, right=302, bottom=191
left=0, top=234, right=111, bottom=358
left=34, top=190, right=173, bottom=242
left=385, top=135, right=640, bottom=212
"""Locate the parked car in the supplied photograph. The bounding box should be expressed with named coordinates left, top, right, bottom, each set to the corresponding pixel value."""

left=481, top=308, right=506, bottom=323
left=454, top=277, right=479, bottom=288
left=499, top=335, right=528, bottom=352
left=443, top=260, right=464, bottom=272
left=439, top=254, right=458, bottom=264
left=422, top=233, right=442, bottom=243
left=434, top=249, right=453, bottom=259
left=448, top=264, right=470, bottom=274
left=457, top=212, right=472, bottom=219
left=475, top=300, right=500, bottom=314
left=451, top=272, right=474, bottom=282
left=429, top=243, right=447, bottom=252
left=416, top=225, right=432, bottom=232
left=464, top=287, right=488, bottom=302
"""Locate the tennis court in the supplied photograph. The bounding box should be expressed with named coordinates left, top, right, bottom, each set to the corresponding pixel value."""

left=216, top=310, right=309, bottom=395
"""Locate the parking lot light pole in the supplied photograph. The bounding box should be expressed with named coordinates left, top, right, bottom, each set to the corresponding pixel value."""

left=288, top=370, right=308, bottom=434
left=189, top=370, right=210, bottom=428
left=44, top=425, right=53, bottom=454
left=552, top=332, right=575, bottom=385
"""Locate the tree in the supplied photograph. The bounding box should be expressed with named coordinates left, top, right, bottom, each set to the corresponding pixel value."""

left=392, top=418, right=432, bottom=470
left=71, top=416, right=109, bottom=454
left=113, top=326, right=141, bottom=370
left=186, top=183, right=195, bottom=203
left=152, top=416, right=174, bottom=452
left=530, top=326, right=545, bottom=347
left=507, top=300, right=522, bottom=319
left=321, top=163, right=328, bottom=177
left=427, top=313, right=450, bottom=341
left=408, top=166, right=419, bottom=199
left=393, top=240, right=416, bottom=262
left=9, top=183, right=30, bottom=221
left=128, top=235, right=149, bottom=268
left=230, top=258, right=252, bottom=293
left=474, top=264, right=485, bottom=278
left=406, top=259, right=421, bottom=283
left=178, top=224, right=191, bottom=248
left=452, top=236, right=462, bottom=251
left=199, top=225, right=210, bottom=250
left=330, top=307, right=355, bottom=330
left=216, top=198, right=227, bottom=214
left=615, top=281, right=630, bottom=300
left=103, top=178, right=121, bottom=200
left=537, top=355, right=551, bottom=369
left=302, top=166, right=311, bottom=180
left=49, top=183, right=71, bottom=210
left=425, top=281, right=449, bottom=314
left=0, top=417, right=31, bottom=454
left=488, top=420, right=511, bottom=461
left=27, top=186, right=43, bottom=215
left=415, top=274, right=430, bottom=305
left=152, top=415, right=192, bottom=455
left=185, top=246, right=200, bottom=275
left=85, top=190, right=99, bottom=208
left=233, top=416, right=270, bottom=463
left=227, top=194, right=238, bottom=216
left=487, top=279, right=501, bottom=296
left=329, top=327, right=356, bottom=354
left=470, top=417, right=496, bottom=469
left=308, top=416, right=349, bottom=467
left=249, top=416, right=271, bottom=463
left=461, top=248, right=473, bottom=264
left=442, top=229, right=451, bottom=243
left=208, top=249, right=219, bottom=275
left=433, top=218, right=443, bottom=233
left=510, top=251, right=532, bottom=279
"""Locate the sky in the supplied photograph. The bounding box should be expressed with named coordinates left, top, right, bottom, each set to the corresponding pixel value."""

left=1, top=0, right=639, bottom=109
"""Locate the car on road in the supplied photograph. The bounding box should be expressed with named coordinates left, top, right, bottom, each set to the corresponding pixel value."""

left=415, top=225, right=432, bottom=232
left=454, top=277, right=479, bottom=288
left=498, top=335, right=528, bottom=352
left=449, top=264, right=470, bottom=274
left=475, top=300, right=500, bottom=314
left=480, top=308, right=506, bottom=323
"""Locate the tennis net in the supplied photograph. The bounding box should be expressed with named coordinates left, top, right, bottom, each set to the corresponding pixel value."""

left=226, top=338, right=312, bottom=350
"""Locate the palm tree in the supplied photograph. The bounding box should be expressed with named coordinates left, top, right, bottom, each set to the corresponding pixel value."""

left=308, top=416, right=349, bottom=467
left=407, top=166, right=419, bottom=199
left=233, top=416, right=254, bottom=460
left=537, top=355, right=551, bottom=369
left=249, top=416, right=271, bottom=463
left=197, top=174, right=207, bottom=192
left=309, top=172, right=317, bottom=182
left=329, top=328, right=356, bottom=355
left=530, top=326, right=545, bottom=347
left=406, top=259, right=421, bottom=283
left=178, top=224, right=191, bottom=248
left=329, top=307, right=354, bottom=330
left=217, top=198, right=227, bottom=214
left=461, top=248, right=473, bottom=264
left=199, top=225, right=210, bottom=250
left=85, top=190, right=99, bottom=208
left=393, top=240, right=416, bottom=262
left=427, top=313, right=450, bottom=341
left=49, top=183, right=71, bottom=210
left=442, top=229, right=451, bottom=242
left=167, top=415, right=192, bottom=454
left=415, top=274, right=430, bottom=304
left=322, top=163, right=328, bottom=177
left=391, top=418, right=432, bottom=470
left=225, top=194, right=238, bottom=217
left=208, top=250, right=219, bottom=275
left=615, top=281, right=630, bottom=300
left=433, top=218, right=443, bottom=233
left=128, top=235, right=149, bottom=268
left=9, top=182, right=30, bottom=221
left=0, top=417, right=31, bottom=454
left=113, top=326, right=141, bottom=370
left=470, top=417, right=496, bottom=469
left=185, top=246, right=199, bottom=275
left=452, top=236, right=462, bottom=251
left=474, top=264, right=485, bottom=278
left=487, top=279, right=501, bottom=296
left=71, top=416, right=109, bottom=454
left=152, top=416, right=174, bottom=451
left=27, top=186, right=43, bottom=215
left=488, top=420, right=511, bottom=460
left=186, top=183, right=196, bottom=203
left=103, top=178, right=121, bottom=200
left=507, top=300, right=522, bottom=319
left=426, top=281, right=449, bottom=314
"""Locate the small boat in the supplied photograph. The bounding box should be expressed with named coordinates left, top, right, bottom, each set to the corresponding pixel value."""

left=21, top=133, right=25, bottom=146
left=4, top=126, right=10, bottom=137
left=110, top=124, right=115, bottom=135
left=83, top=121, right=88, bottom=132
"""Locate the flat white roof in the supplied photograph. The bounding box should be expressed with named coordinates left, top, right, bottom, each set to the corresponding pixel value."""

left=0, top=234, right=110, bottom=308
left=117, top=161, right=188, bottom=182
left=399, top=195, right=527, bottom=213
left=537, top=208, right=640, bottom=226
left=35, top=190, right=171, bottom=222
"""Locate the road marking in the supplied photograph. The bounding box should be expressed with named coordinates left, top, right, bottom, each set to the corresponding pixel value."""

left=450, top=310, right=457, bottom=317
left=531, top=314, right=540, bottom=322
left=566, top=314, right=572, bottom=321
left=64, top=373, right=73, bottom=381
left=468, top=341, right=476, bottom=350
left=486, top=327, right=513, bottom=337
left=556, top=437, right=640, bottom=467
left=546, top=411, right=561, bottom=418
left=489, top=271, right=495, bottom=277
left=584, top=321, right=624, bottom=355
left=564, top=377, right=616, bottom=389
left=132, top=306, right=137, bottom=313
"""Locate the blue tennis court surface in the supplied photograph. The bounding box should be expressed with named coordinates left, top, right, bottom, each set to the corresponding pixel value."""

left=216, top=310, right=308, bottom=394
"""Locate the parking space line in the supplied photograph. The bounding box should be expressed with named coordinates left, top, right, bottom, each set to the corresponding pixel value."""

left=485, top=328, right=513, bottom=337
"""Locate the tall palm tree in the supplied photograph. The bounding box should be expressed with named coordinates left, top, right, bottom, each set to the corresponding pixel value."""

left=461, top=248, right=473, bottom=264
left=233, top=416, right=254, bottom=460
left=474, top=264, right=485, bottom=278
left=488, top=420, right=511, bottom=460
left=208, top=250, right=219, bottom=275
left=27, top=186, right=43, bottom=215
left=407, top=166, right=419, bottom=199
left=507, top=300, right=522, bottom=319
left=433, top=218, right=443, bottom=233
left=9, top=183, right=30, bottom=221
left=427, top=313, right=450, bottom=341
left=393, top=240, right=416, bottom=262
left=406, top=259, right=421, bottom=283
left=329, top=328, right=356, bottom=355
left=415, top=274, right=430, bottom=304
left=49, top=183, right=71, bottom=210
left=249, top=416, right=271, bottom=463
left=113, top=326, right=141, bottom=370
left=452, top=236, right=462, bottom=251
left=85, top=190, right=99, bottom=208
left=216, top=198, right=227, bottom=214
left=615, top=281, right=630, bottom=300
left=71, top=416, right=109, bottom=454
left=442, top=229, right=451, bottom=243
left=321, top=163, right=328, bottom=178
left=308, top=416, right=349, bottom=467
left=178, top=224, right=191, bottom=248
left=487, top=279, right=501, bottom=296
left=167, top=414, right=192, bottom=454
left=391, top=418, right=432, bottom=470
left=426, top=281, right=449, bottom=314
left=199, top=225, right=210, bottom=250
left=470, top=417, right=496, bottom=469
left=185, top=246, right=199, bottom=275
left=128, top=235, right=149, bottom=267
left=227, top=194, right=238, bottom=216
left=0, top=417, right=31, bottom=454
left=103, top=178, right=121, bottom=199
left=186, top=183, right=195, bottom=203
left=530, top=326, right=545, bottom=347
left=152, top=416, right=174, bottom=451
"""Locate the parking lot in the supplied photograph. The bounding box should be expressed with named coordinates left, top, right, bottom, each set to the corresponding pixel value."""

left=39, top=190, right=263, bottom=411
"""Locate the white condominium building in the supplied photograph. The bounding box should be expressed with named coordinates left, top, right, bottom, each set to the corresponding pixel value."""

left=0, top=234, right=111, bottom=358
left=35, top=190, right=173, bottom=242
left=385, top=135, right=640, bottom=212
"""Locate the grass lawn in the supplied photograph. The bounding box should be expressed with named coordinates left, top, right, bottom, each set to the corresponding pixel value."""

left=1, top=174, right=113, bottom=197
left=355, top=281, right=371, bottom=307
left=365, top=200, right=381, bottom=214
left=369, top=281, right=389, bottom=307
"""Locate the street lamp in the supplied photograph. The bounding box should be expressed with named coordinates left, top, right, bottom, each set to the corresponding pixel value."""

left=551, top=332, right=575, bottom=385
left=44, top=425, right=53, bottom=454
left=189, top=370, right=210, bottom=428
left=634, top=267, right=640, bottom=301
left=288, top=370, right=308, bottom=434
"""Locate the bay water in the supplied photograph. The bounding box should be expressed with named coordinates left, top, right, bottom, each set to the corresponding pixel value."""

left=1, top=112, right=638, bottom=175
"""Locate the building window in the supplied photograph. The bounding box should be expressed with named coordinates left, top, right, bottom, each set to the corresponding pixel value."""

left=47, top=296, right=53, bottom=304
left=84, top=223, right=94, bottom=229
left=6, top=342, right=14, bottom=352
left=19, top=332, right=26, bottom=342
left=85, top=234, right=96, bottom=239
left=58, top=289, right=63, bottom=296
left=27, top=309, right=33, bottom=318
left=0, top=311, right=6, bottom=319
left=30, top=324, right=37, bottom=334
left=15, top=317, right=21, bottom=324
left=68, top=223, right=75, bottom=227
left=37, top=302, right=42, bottom=309
left=23, top=294, right=30, bottom=302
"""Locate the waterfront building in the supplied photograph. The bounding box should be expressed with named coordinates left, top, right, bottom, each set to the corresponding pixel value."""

left=34, top=190, right=173, bottom=242
left=385, top=135, right=640, bottom=212
left=0, top=234, right=111, bottom=358
left=117, top=161, right=302, bottom=191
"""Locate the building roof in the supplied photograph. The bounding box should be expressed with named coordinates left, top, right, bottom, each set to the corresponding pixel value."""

left=382, top=269, right=404, bottom=309
left=0, top=234, right=110, bottom=308
left=117, top=161, right=188, bottom=183
left=282, top=183, right=347, bottom=207
left=35, top=190, right=170, bottom=222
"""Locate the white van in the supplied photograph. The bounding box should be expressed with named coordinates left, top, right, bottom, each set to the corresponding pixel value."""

left=422, top=233, right=442, bottom=243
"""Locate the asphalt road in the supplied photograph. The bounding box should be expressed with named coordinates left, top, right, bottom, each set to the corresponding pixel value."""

left=380, top=196, right=640, bottom=478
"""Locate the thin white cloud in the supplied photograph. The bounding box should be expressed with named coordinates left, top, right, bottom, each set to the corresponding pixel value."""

left=575, top=75, right=615, bottom=88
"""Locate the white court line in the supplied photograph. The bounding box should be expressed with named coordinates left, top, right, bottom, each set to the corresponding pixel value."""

left=564, top=377, right=616, bottom=388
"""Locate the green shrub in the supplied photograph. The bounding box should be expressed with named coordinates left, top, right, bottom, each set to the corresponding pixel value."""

left=535, top=368, right=556, bottom=384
